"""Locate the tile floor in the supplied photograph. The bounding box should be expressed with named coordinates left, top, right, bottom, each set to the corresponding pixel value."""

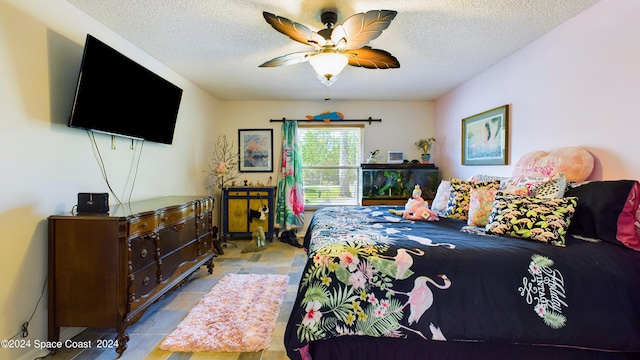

left=47, top=239, right=307, bottom=360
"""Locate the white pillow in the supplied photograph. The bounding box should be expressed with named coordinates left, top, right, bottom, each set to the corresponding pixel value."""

left=430, top=180, right=450, bottom=215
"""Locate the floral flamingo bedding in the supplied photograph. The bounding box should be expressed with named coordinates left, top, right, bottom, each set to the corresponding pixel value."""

left=284, top=205, right=640, bottom=360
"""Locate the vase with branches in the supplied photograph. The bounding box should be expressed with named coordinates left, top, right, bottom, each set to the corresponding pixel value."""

left=205, top=135, right=241, bottom=192
left=414, top=137, right=436, bottom=164
left=204, top=135, right=241, bottom=254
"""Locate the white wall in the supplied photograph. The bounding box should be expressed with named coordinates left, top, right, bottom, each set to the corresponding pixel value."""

left=434, top=0, right=640, bottom=182
left=215, top=100, right=434, bottom=229
left=0, top=1, right=221, bottom=359
left=217, top=100, right=435, bottom=178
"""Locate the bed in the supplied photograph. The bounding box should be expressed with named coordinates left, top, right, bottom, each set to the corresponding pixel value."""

left=283, top=148, right=640, bottom=360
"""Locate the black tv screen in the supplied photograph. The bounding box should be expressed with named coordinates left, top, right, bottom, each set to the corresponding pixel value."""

left=68, top=34, right=183, bottom=144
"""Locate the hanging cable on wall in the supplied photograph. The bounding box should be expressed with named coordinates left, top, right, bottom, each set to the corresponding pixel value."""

left=127, top=140, right=145, bottom=204
left=88, top=132, right=148, bottom=206
left=88, top=131, right=122, bottom=205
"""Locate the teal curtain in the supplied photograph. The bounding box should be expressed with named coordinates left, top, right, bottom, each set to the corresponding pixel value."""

left=275, top=120, right=305, bottom=230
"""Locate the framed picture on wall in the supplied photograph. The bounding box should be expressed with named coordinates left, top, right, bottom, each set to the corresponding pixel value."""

left=462, top=105, right=509, bottom=165
left=238, top=129, right=273, bottom=172
left=387, top=151, right=404, bottom=164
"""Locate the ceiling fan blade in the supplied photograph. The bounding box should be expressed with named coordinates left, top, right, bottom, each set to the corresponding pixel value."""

left=332, top=10, right=397, bottom=50
left=259, top=51, right=315, bottom=67
left=344, top=46, right=400, bottom=69
left=263, top=12, right=325, bottom=48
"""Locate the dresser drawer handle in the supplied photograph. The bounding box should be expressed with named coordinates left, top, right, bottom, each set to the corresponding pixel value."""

left=140, top=222, right=147, bottom=228
left=143, top=277, right=150, bottom=286
left=140, top=249, right=148, bottom=258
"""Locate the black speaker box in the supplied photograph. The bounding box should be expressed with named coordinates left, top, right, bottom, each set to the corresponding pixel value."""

left=77, top=193, right=109, bottom=214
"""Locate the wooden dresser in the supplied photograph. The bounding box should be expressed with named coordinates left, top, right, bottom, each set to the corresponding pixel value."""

left=47, top=196, right=215, bottom=356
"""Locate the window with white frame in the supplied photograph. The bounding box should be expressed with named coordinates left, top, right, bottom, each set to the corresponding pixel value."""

left=298, top=125, right=363, bottom=207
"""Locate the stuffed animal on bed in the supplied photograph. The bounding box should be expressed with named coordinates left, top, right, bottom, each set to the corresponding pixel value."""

left=404, top=193, right=439, bottom=222
left=389, top=185, right=439, bottom=221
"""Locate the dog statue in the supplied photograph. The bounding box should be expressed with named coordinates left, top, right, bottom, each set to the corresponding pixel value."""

left=279, top=229, right=303, bottom=248
left=241, top=226, right=269, bottom=253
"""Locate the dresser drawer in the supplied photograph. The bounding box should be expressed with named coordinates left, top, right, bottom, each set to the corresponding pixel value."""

left=159, top=204, right=195, bottom=228
left=198, top=197, right=214, bottom=214
left=158, top=218, right=196, bottom=257
left=130, top=263, right=158, bottom=302
left=199, top=233, right=212, bottom=256
left=227, top=190, right=270, bottom=197
left=129, top=236, right=157, bottom=272
left=160, top=240, right=199, bottom=280
left=128, top=214, right=158, bottom=238
left=197, top=211, right=212, bottom=235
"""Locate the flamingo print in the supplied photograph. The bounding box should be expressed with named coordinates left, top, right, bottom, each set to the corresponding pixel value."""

left=406, top=234, right=455, bottom=249
left=393, top=274, right=452, bottom=324
left=378, top=248, right=424, bottom=279
left=429, top=323, right=446, bottom=340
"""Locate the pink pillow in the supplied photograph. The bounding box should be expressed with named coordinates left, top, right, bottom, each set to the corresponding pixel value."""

left=513, top=147, right=594, bottom=182
left=636, top=203, right=640, bottom=243
left=619, top=182, right=640, bottom=250
left=445, top=179, right=500, bottom=221
left=467, top=188, right=498, bottom=227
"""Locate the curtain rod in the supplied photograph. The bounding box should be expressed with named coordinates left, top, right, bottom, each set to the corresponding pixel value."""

left=269, top=117, right=382, bottom=124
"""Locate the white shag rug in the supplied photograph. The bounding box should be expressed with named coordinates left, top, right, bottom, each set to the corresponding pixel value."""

left=159, top=273, right=289, bottom=353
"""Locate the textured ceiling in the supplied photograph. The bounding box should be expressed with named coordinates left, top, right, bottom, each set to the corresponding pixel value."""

left=64, top=0, right=600, bottom=101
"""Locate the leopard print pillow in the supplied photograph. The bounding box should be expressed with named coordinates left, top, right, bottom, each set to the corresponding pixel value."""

left=529, top=173, right=567, bottom=199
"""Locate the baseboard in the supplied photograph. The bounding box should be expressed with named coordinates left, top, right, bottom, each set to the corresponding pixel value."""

left=15, top=327, right=86, bottom=360
left=60, top=326, right=86, bottom=341
left=16, top=348, right=47, bottom=360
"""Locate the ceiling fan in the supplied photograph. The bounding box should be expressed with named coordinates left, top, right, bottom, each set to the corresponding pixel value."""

left=259, top=9, right=400, bottom=86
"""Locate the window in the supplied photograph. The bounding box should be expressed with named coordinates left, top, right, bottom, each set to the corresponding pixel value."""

left=299, top=125, right=363, bottom=207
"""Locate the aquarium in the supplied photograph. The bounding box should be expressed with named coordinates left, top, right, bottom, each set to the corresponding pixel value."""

left=361, top=163, right=440, bottom=205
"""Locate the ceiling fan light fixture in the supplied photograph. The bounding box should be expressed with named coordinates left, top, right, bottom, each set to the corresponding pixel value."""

left=261, top=9, right=399, bottom=88
left=317, top=73, right=339, bottom=87
left=309, top=51, right=348, bottom=86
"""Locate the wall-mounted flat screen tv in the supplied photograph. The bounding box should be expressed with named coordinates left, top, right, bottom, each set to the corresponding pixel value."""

left=68, top=34, right=183, bottom=145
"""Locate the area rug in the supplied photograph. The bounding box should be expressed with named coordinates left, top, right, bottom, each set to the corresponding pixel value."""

left=159, top=273, right=289, bottom=353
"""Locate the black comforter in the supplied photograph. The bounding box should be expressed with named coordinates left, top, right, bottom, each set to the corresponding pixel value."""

left=284, top=206, right=640, bottom=360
